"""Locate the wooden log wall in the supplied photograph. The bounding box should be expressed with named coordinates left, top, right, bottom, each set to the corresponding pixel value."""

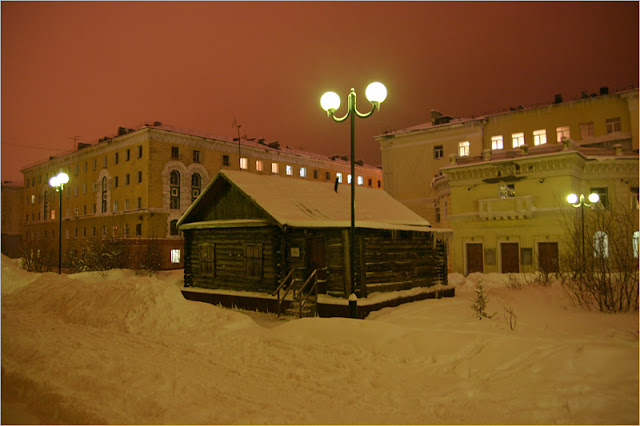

left=361, top=229, right=446, bottom=293
left=185, top=226, right=282, bottom=292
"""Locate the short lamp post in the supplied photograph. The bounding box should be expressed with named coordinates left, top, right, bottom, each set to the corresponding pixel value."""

left=566, top=192, right=600, bottom=272
left=49, top=172, right=69, bottom=274
left=320, top=82, right=387, bottom=318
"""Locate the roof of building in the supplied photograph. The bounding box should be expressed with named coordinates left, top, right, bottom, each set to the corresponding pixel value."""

left=178, top=170, right=433, bottom=232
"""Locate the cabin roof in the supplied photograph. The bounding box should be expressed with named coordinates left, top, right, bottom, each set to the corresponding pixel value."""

left=178, top=170, right=432, bottom=232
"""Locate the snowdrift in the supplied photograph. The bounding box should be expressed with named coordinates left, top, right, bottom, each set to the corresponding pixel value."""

left=2, top=255, right=638, bottom=425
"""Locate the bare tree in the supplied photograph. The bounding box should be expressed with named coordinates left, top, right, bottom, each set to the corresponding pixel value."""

left=559, top=200, right=639, bottom=312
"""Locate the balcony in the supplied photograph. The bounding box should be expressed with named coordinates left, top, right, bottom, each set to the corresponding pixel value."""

left=478, top=195, right=534, bottom=220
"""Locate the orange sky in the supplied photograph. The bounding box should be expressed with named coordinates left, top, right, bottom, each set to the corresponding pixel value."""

left=2, top=1, right=638, bottom=184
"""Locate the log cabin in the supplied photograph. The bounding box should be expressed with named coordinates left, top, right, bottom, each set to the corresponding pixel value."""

left=177, top=170, right=452, bottom=317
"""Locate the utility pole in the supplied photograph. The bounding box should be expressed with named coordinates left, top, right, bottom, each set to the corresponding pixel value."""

left=70, top=136, right=82, bottom=151
left=232, top=119, right=242, bottom=169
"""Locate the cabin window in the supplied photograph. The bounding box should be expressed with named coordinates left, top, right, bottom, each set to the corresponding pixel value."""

left=199, top=244, right=215, bottom=275
left=256, top=160, right=263, bottom=171
left=171, top=249, right=181, bottom=264
left=271, top=163, right=279, bottom=174
left=243, top=243, right=263, bottom=278
left=240, top=157, right=248, bottom=170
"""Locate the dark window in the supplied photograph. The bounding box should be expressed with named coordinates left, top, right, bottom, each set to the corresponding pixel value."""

left=325, top=172, right=330, bottom=180
left=126, top=149, right=130, bottom=161
left=377, top=180, right=381, bottom=188
left=191, top=173, right=201, bottom=201
left=114, top=152, right=119, bottom=164
left=606, top=117, right=621, bottom=133
left=368, top=178, right=372, bottom=187
left=114, top=176, right=119, bottom=188
left=169, top=220, right=179, bottom=235
left=243, top=243, right=263, bottom=278
left=137, top=171, right=142, bottom=183
left=137, top=145, right=143, bottom=158
left=170, top=171, right=180, bottom=209
left=199, top=243, right=215, bottom=275
left=135, top=223, right=142, bottom=236
left=223, top=155, right=230, bottom=166
left=434, top=145, right=444, bottom=159
left=193, top=150, right=200, bottom=163
left=101, top=177, right=108, bottom=213
left=125, top=173, right=130, bottom=185
left=590, top=187, right=609, bottom=208
left=171, top=147, right=179, bottom=159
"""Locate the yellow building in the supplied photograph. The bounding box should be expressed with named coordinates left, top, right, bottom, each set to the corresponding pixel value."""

left=1, top=182, right=24, bottom=258
left=21, top=123, right=383, bottom=270
left=376, top=87, right=638, bottom=273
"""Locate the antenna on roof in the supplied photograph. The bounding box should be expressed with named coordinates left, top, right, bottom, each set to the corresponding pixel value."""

left=232, top=118, right=242, bottom=169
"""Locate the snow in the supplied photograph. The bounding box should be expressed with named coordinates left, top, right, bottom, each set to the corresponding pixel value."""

left=2, top=255, right=638, bottom=424
left=179, top=170, right=434, bottom=232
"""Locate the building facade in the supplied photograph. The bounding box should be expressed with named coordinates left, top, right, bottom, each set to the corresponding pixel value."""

left=1, top=182, right=24, bottom=258
left=21, top=123, right=383, bottom=270
left=376, top=87, right=639, bottom=274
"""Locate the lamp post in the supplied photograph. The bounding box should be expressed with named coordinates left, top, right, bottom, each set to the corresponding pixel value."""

left=49, top=172, right=69, bottom=274
left=566, top=192, right=600, bottom=272
left=320, top=82, right=387, bottom=318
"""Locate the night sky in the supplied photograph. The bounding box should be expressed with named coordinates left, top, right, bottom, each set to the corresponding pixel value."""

left=2, top=1, right=638, bottom=184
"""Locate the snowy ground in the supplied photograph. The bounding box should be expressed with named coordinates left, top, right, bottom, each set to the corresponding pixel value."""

left=2, top=255, right=638, bottom=425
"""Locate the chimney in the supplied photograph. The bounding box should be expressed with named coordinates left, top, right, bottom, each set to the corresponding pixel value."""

left=600, top=87, right=609, bottom=96
left=431, top=110, right=443, bottom=125
left=554, top=94, right=563, bottom=104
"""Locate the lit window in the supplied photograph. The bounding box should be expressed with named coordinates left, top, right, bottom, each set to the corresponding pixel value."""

left=256, top=160, right=263, bottom=172
left=357, top=176, right=364, bottom=186
left=286, top=165, right=293, bottom=176
left=580, top=122, right=594, bottom=139
left=491, top=136, right=503, bottom=150
left=271, top=163, right=279, bottom=174
left=240, top=157, right=248, bottom=170
left=556, top=126, right=570, bottom=142
left=499, top=184, right=515, bottom=198
left=31, top=195, right=35, bottom=204
left=533, top=129, right=547, bottom=146
left=458, top=141, right=470, bottom=157
left=300, top=167, right=307, bottom=177
left=347, top=174, right=352, bottom=184
left=633, top=231, right=639, bottom=258
left=606, top=117, right=621, bottom=133
left=593, top=231, right=609, bottom=258
left=51, top=210, right=55, bottom=220
left=512, top=132, right=525, bottom=148
left=171, top=249, right=181, bottom=263
left=336, top=172, right=343, bottom=183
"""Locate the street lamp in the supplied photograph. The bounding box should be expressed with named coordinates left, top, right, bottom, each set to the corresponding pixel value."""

left=566, top=192, right=600, bottom=272
left=320, top=82, right=387, bottom=318
left=49, top=172, right=69, bottom=274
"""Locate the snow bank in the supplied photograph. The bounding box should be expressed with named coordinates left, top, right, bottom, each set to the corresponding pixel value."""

left=2, top=256, right=638, bottom=425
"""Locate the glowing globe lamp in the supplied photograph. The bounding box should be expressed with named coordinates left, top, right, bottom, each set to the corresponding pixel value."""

left=588, top=193, right=600, bottom=203
left=365, top=82, right=387, bottom=104
left=320, top=91, right=341, bottom=112
left=566, top=193, right=579, bottom=204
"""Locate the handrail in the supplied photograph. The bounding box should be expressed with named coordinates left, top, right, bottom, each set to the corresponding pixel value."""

left=273, top=267, right=304, bottom=318
left=298, top=267, right=328, bottom=318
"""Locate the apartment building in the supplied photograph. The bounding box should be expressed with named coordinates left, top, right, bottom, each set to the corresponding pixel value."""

left=376, top=87, right=638, bottom=273
left=21, top=123, right=383, bottom=269
left=1, top=182, right=24, bottom=258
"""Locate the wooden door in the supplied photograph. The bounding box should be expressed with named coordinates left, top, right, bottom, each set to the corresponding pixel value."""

left=466, top=243, right=484, bottom=274
left=306, top=237, right=326, bottom=291
left=501, top=242, right=519, bottom=273
left=538, top=242, right=559, bottom=273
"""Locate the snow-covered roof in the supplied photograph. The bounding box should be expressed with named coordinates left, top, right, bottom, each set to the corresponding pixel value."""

left=179, top=170, right=432, bottom=232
